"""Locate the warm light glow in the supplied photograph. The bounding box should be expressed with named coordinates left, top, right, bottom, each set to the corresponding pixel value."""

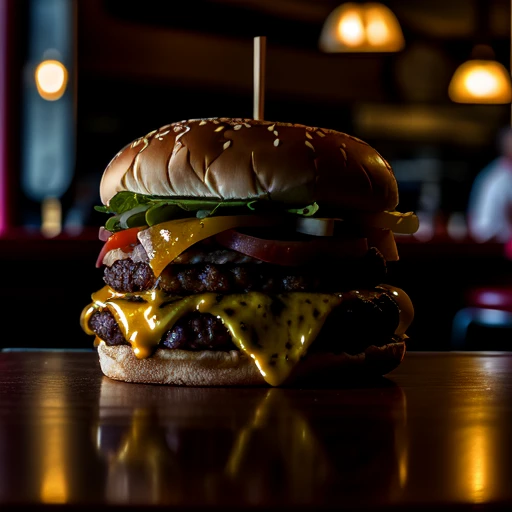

left=337, top=12, right=365, bottom=47
left=41, top=196, right=62, bottom=238
left=319, top=2, right=405, bottom=53
left=41, top=433, right=69, bottom=503
left=37, top=363, right=71, bottom=504
left=366, top=6, right=390, bottom=45
left=35, top=59, right=68, bottom=101
left=466, top=69, right=499, bottom=96
left=448, top=60, right=512, bottom=104
left=454, top=423, right=494, bottom=503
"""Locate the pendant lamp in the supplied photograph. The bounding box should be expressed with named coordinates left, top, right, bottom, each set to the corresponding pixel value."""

left=448, top=45, right=512, bottom=104
left=319, top=2, right=405, bottom=53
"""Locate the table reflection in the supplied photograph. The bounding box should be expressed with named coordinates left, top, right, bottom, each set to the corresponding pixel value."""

left=2, top=351, right=511, bottom=508
left=0, top=354, right=105, bottom=506
left=395, top=352, right=512, bottom=506
left=95, top=378, right=408, bottom=506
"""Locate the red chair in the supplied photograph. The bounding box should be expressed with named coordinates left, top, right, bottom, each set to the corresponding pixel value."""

left=451, top=286, right=512, bottom=348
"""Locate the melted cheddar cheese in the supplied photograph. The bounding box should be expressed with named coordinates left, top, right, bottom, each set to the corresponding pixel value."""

left=137, top=216, right=281, bottom=277
left=81, top=286, right=414, bottom=386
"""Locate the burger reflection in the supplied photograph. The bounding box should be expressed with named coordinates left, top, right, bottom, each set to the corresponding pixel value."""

left=96, top=378, right=408, bottom=507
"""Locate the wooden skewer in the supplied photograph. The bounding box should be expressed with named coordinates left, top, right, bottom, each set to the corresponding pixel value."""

left=253, top=36, right=266, bottom=120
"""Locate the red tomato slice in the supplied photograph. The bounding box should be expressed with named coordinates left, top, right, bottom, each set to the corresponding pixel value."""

left=95, top=227, right=145, bottom=268
left=215, top=229, right=368, bottom=266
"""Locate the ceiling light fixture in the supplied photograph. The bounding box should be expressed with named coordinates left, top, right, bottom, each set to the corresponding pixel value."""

left=448, top=0, right=512, bottom=105
left=318, top=2, right=405, bottom=53
left=448, top=44, right=512, bottom=104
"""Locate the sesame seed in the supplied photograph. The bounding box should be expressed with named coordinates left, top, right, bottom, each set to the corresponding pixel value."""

left=340, top=148, right=347, bottom=160
left=244, top=123, right=251, bottom=128
left=305, top=140, right=315, bottom=151
left=274, top=139, right=280, bottom=147
left=273, top=130, right=278, bottom=136
left=214, top=126, right=225, bottom=132
left=317, top=131, right=326, bottom=137
left=234, top=125, right=242, bottom=130
left=268, top=124, right=275, bottom=131
left=199, top=120, right=207, bottom=126
left=305, top=132, right=313, bottom=139
left=223, top=140, right=231, bottom=150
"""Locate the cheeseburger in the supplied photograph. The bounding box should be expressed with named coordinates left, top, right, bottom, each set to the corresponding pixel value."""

left=80, top=117, right=418, bottom=387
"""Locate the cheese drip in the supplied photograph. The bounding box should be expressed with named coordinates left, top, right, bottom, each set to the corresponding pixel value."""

left=81, top=286, right=414, bottom=386
left=83, top=288, right=342, bottom=386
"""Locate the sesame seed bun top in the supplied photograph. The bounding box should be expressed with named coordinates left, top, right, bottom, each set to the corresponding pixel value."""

left=99, top=117, right=399, bottom=213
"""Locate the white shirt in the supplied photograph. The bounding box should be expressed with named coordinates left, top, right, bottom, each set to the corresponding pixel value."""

left=467, top=156, right=512, bottom=243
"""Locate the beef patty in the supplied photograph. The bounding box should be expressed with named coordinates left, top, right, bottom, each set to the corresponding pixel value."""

left=90, top=245, right=397, bottom=355
left=103, top=247, right=387, bottom=295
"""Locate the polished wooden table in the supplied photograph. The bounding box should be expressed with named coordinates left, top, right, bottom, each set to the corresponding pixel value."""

left=1, top=350, right=512, bottom=511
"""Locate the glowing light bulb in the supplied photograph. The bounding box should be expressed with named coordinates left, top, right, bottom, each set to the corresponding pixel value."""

left=464, top=68, right=499, bottom=97
left=35, top=60, right=68, bottom=101
left=366, top=14, right=389, bottom=45
left=338, top=12, right=365, bottom=46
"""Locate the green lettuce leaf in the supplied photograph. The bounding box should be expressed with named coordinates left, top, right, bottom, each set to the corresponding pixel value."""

left=95, top=191, right=320, bottom=232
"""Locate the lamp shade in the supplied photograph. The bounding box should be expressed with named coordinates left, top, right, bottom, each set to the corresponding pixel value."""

left=319, top=2, right=405, bottom=53
left=448, top=59, right=512, bottom=104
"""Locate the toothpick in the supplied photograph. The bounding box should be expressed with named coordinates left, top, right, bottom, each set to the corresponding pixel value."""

left=253, top=36, right=266, bottom=120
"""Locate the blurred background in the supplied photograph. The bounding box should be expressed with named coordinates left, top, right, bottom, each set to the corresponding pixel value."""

left=1, top=0, right=512, bottom=352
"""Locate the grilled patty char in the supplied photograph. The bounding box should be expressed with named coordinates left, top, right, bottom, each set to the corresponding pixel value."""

left=103, top=247, right=387, bottom=295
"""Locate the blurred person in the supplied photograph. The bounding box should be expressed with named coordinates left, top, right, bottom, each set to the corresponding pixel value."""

left=467, top=126, right=512, bottom=245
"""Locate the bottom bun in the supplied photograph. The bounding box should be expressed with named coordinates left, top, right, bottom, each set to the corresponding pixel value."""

left=97, top=340, right=406, bottom=387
